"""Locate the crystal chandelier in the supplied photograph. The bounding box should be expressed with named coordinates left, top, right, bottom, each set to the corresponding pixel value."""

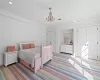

left=46, top=7, right=55, bottom=21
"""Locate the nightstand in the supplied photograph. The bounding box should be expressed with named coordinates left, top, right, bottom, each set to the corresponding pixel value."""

left=4, top=51, right=18, bottom=66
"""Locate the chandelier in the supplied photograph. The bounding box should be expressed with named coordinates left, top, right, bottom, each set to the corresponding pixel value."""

left=8, top=0, right=13, bottom=4
left=46, top=7, right=55, bottom=21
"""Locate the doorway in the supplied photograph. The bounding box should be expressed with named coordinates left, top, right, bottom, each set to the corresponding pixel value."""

left=46, top=31, right=56, bottom=53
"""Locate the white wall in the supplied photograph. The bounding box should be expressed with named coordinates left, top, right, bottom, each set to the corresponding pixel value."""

left=47, top=18, right=100, bottom=60
left=0, top=12, right=46, bottom=66
left=46, top=24, right=56, bottom=52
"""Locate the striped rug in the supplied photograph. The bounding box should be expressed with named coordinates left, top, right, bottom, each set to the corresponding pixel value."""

left=0, top=53, right=100, bottom=80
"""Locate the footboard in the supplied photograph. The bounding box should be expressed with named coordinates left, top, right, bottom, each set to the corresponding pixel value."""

left=41, top=45, right=53, bottom=66
left=19, top=58, right=34, bottom=71
left=19, top=57, right=41, bottom=73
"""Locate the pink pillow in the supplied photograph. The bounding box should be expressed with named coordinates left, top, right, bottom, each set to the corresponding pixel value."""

left=29, top=43, right=35, bottom=48
left=22, top=44, right=30, bottom=49
left=8, top=46, right=16, bottom=52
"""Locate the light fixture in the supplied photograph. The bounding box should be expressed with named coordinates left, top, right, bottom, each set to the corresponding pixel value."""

left=46, top=7, right=55, bottom=22
left=8, top=0, right=12, bottom=4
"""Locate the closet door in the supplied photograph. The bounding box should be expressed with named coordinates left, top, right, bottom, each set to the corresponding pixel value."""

left=87, top=26, right=98, bottom=60
left=77, top=27, right=87, bottom=57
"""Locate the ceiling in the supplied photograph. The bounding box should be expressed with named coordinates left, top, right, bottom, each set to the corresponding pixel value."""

left=0, top=0, right=100, bottom=24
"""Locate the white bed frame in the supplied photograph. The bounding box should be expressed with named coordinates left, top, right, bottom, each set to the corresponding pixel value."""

left=18, top=42, right=53, bottom=73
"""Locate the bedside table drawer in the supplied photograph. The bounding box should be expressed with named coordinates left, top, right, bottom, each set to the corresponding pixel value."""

left=7, top=53, right=17, bottom=58
left=8, top=54, right=17, bottom=63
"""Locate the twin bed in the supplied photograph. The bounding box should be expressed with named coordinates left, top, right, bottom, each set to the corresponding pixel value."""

left=18, top=42, right=53, bottom=73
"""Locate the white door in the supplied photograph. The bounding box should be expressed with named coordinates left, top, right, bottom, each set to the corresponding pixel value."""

left=77, top=27, right=87, bottom=58
left=46, top=31, right=56, bottom=52
left=87, top=26, right=98, bottom=60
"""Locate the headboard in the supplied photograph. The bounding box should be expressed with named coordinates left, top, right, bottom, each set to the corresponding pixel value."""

left=19, top=41, right=50, bottom=50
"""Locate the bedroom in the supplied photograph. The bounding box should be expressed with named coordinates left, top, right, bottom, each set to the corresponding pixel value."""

left=0, top=0, right=100, bottom=80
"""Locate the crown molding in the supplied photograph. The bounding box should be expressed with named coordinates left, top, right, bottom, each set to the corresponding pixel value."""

left=74, top=16, right=100, bottom=24
left=0, top=9, right=34, bottom=24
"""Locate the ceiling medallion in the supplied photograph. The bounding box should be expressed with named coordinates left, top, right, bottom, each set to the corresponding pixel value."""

left=46, top=7, right=55, bottom=22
